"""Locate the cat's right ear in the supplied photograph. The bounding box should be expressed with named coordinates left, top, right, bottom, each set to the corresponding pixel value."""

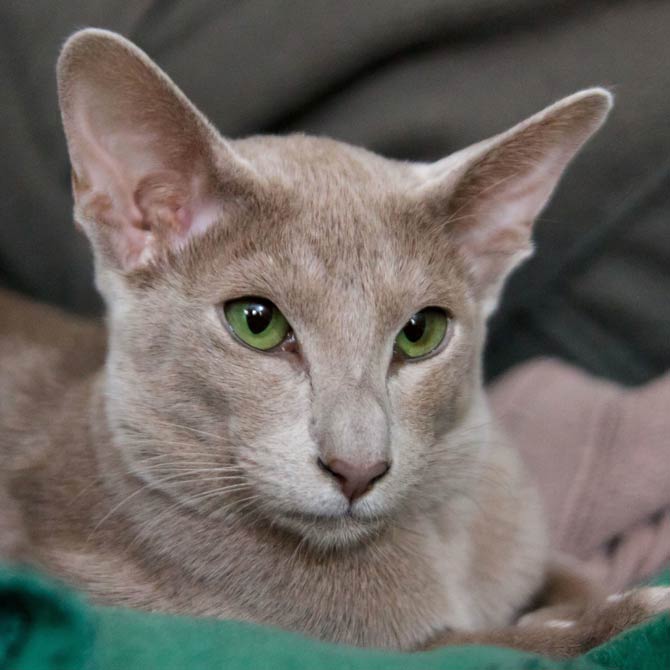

left=58, top=29, right=259, bottom=273
left=414, top=89, right=612, bottom=316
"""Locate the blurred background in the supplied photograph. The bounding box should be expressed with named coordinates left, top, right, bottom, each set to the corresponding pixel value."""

left=1, top=0, right=669, bottom=383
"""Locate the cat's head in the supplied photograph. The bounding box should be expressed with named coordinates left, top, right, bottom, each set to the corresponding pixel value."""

left=58, top=29, right=611, bottom=549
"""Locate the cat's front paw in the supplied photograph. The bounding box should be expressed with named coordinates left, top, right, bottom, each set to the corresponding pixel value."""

left=417, top=587, right=670, bottom=657
left=600, top=586, right=670, bottom=625
left=541, top=586, right=670, bottom=645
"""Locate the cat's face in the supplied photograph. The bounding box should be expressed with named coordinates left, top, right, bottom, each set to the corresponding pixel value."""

left=103, top=136, right=483, bottom=548
left=58, top=30, right=611, bottom=549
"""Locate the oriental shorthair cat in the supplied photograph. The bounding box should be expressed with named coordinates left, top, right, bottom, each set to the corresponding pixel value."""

left=1, top=28, right=668, bottom=657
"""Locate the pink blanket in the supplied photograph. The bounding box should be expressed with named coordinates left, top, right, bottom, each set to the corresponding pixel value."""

left=490, top=359, right=670, bottom=591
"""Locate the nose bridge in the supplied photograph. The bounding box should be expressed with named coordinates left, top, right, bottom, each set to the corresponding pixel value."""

left=314, top=377, right=390, bottom=465
left=307, top=291, right=391, bottom=463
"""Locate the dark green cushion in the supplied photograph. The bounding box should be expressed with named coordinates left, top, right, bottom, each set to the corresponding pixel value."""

left=1, top=564, right=669, bottom=670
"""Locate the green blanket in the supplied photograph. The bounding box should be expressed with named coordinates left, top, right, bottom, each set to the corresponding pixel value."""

left=1, top=565, right=669, bottom=670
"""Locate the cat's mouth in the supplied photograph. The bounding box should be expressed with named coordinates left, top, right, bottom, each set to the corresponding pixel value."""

left=274, top=506, right=388, bottom=548
left=283, top=500, right=386, bottom=523
left=284, top=508, right=356, bottom=522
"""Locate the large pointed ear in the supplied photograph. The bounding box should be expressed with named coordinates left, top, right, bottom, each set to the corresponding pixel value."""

left=415, top=89, right=612, bottom=315
left=57, top=29, right=258, bottom=272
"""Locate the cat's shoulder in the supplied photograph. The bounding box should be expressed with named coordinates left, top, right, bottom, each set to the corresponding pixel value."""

left=0, top=289, right=105, bottom=464
left=0, top=288, right=106, bottom=377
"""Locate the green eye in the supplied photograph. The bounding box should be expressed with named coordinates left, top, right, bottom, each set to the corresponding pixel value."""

left=395, top=308, right=449, bottom=360
left=224, top=297, right=291, bottom=351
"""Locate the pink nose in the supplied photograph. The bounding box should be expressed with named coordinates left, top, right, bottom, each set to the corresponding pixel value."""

left=318, top=458, right=391, bottom=502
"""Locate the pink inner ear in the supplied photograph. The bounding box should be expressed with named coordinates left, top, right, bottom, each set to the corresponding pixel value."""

left=70, top=104, right=221, bottom=270
left=123, top=172, right=221, bottom=268
left=452, top=145, right=568, bottom=269
left=75, top=165, right=221, bottom=271
left=135, top=171, right=193, bottom=235
left=65, top=84, right=224, bottom=268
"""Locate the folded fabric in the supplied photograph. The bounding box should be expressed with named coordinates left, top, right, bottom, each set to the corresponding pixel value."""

left=1, top=565, right=669, bottom=670
left=490, top=359, right=670, bottom=591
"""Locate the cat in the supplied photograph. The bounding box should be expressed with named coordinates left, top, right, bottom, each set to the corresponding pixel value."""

left=1, top=27, right=668, bottom=656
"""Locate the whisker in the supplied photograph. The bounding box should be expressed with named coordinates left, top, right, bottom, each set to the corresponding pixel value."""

left=132, top=449, right=223, bottom=458
left=87, top=485, right=151, bottom=542
left=128, top=488, right=258, bottom=544
left=67, top=477, right=104, bottom=506
left=140, top=478, right=250, bottom=490
left=87, top=470, right=245, bottom=540
left=131, top=464, right=242, bottom=476
left=129, top=443, right=224, bottom=454
left=187, top=487, right=255, bottom=506
left=142, top=418, right=227, bottom=443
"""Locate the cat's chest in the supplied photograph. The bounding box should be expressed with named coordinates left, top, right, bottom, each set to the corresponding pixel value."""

left=47, top=526, right=478, bottom=648
left=217, top=534, right=470, bottom=648
left=41, top=491, right=544, bottom=649
left=156, top=510, right=540, bottom=647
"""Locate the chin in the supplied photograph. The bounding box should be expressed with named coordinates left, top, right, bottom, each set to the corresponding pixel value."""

left=273, top=508, right=389, bottom=551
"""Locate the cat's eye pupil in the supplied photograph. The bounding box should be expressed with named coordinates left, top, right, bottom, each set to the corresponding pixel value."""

left=403, top=313, right=426, bottom=343
left=223, top=297, right=291, bottom=352
left=245, top=302, right=272, bottom=334
left=394, top=307, right=449, bottom=361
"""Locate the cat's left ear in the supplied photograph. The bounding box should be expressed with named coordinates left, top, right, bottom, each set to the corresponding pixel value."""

left=416, top=89, right=612, bottom=315
left=58, top=29, right=259, bottom=272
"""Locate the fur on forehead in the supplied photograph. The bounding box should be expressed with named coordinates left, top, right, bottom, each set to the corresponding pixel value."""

left=147, top=134, right=470, bottom=297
